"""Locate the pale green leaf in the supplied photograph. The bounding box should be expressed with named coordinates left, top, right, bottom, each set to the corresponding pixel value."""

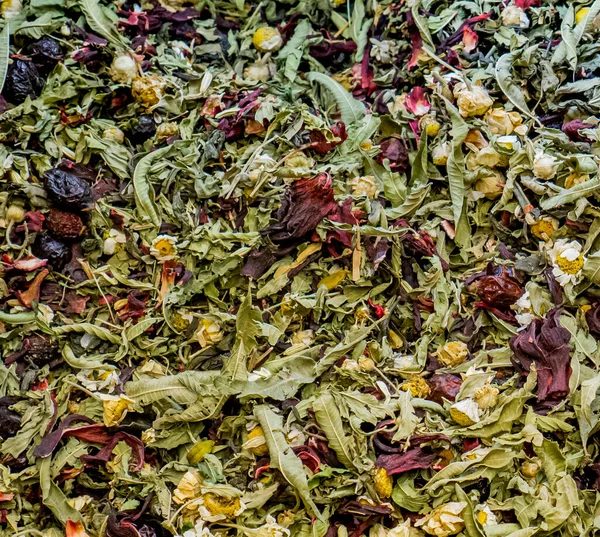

left=306, top=72, right=366, bottom=126
left=255, top=405, right=321, bottom=517
left=78, top=0, right=126, bottom=48
left=313, top=392, right=356, bottom=470
left=0, top=23, right=9, bottom=94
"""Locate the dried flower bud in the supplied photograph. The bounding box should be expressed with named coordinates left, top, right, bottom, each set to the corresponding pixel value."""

left=437, top=341, right=469, bottom=367
left=533, top=152, right=558, bottom=180
left=474, top=170, right=505, bottom=200
left=358, top=355, right=376, bottom=372
left=521, top=461, right=539, bottom=478
left=350, top=175, right=379, bottom=199
left=109, top=53, right=138, bottom=84
left=474, top=384, right=499, bottom=409
left=415, top=502, right=467, bottom=537
left=419, top=114, right=441, bottom=136
left=485, top=108, right=523, bottom=135
left=453, top=83, right=493, bottom=118
left=400, top=375, right=431, bottom=398
left=502, top=5, right=530, bottom=28
left=432, top=143, right=450, bottom=166
left=530, top=216, right=559, bottom=240
left=132, top=75, right=167, bottom=107
left=374, top=467, right=393, bottom=498
left=102, top=127, right=125, bottom=144
left=252, top=27, right=283, bottom=53
left=6, top=204, right=25, bottom=222
left=156, top=122, right=178, bottom=141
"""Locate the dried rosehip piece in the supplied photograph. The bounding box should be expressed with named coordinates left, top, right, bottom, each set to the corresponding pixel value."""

left=46, top=208, right=85, bottom=240
left=44, top=168, right=93, bottom=212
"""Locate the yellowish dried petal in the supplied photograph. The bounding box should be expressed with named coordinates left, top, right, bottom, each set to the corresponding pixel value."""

left=187, top=440, right=215, bottom=464
left=173, top=470, right=202, bottom=504
left=244, top=426, right=269, bottom=456
left=374, top=467, right=393, bottom=499
left=101, top=394, right=135, bottom=427
left=437, top=341, right=468, bottom=367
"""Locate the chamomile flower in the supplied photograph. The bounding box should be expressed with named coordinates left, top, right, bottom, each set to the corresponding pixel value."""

left=514, top=291, right=536, bottom=327
left=150, top=234, right=178, bottom=262
left=350, top=175, right=379, bottom=199
left=547, top=239, right=586, bottom=287
left=449, top=398, right=479, bottom=426
left=104, top=229, right=127, bottom=256
left=370, top=39, right=400, bottom=63
left=475, top=504, right=498, bottom=526
left=194, top=318, right=224, bottom=347
left=196, top=493, right=245, bottom=522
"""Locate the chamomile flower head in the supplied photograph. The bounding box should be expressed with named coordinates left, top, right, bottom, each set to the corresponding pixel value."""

left=150, top=234, right=178, bottom=262
left=547, top=239, right=586, bottom=287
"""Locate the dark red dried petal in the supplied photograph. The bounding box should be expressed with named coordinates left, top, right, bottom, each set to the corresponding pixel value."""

left=562, top=119, right=594, bottom=142
left=310, top=121, right=348, bottom=155
left=376, top=447, right=436, bottom=475
left=377, top=138, right=409, bottom=172
left=262, top=173, right=337, bottom=242
left=510, top=309, right=571, bottom=401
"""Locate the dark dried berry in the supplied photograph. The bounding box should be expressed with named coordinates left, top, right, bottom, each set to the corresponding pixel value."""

left=0, top=396, right=21, bottom=439
left=46, top=209, right=85, bottom=240
left=30, top=37, right=63, bottom=70
left=22, top=334, right=59, bottom=367
left=427, top=374, right=462, bottom=404
left=3, top=60, right=44, bottom=104
left=377, top=137, right=409, bottom=173
left=130, top=115, right=156, bottom=144
left=44, top=168, right=93, bottom=211
left=33, top=232, right=71, bottom=268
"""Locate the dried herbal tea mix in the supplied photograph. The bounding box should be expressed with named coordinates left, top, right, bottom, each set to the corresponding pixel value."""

left=3, top=0, right=600, bottom=536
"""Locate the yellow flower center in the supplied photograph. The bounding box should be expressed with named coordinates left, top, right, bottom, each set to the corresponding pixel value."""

left=531, top=219, right=556, bottom=240
left=154, top=239, right=175, bottom=256
left=202, top=494, right=241, bottom=518
left=556, top=253, right=584, bottom=275
left=477, top=511, right=488, bottom=525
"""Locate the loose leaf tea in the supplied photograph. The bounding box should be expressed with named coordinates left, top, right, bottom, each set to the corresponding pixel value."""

left=2, top=1, right=600, bottom=537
